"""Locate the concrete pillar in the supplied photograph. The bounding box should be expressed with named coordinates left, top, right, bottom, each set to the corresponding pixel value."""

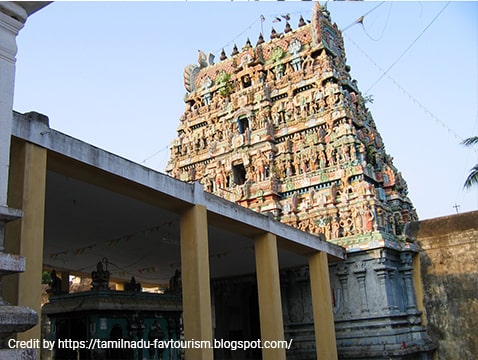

left=4, top=140, right=47, bottom=342
left=179, top=204, right=213, bottom=360
left=0, top=4, right=40, bottom=354
left=254, top=232, right=286, bottom=360
left=0, top=3, right=25, bottom=206
left=309, top=251, right=338, bottom=360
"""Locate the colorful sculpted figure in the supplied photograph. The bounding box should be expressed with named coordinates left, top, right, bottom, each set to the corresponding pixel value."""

left=167, top=2, right=416, bottom=244
left=167, top=5, right=430, bottom=358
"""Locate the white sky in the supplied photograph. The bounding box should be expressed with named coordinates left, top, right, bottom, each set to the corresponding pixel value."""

left=13, top=1, right=478, bottom=220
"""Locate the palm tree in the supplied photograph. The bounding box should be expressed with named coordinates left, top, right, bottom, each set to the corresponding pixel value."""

left=462, top=136, right=478, bottom=189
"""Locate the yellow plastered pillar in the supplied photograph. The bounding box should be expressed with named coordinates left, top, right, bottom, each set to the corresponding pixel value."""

left=180, top=204, right=213, bottom=360
left=4, top=140, right=47, bottom=341
left=309, top=251, right=338, bottom=360
left=254, top=232, right=286, bottom=360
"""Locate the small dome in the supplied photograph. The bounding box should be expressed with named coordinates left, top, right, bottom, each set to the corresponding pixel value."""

left=220, top=49, right=227, bottom=61
left=285, top=22, right=292, bottom=33
left=256, top=33, right=265, bottom=45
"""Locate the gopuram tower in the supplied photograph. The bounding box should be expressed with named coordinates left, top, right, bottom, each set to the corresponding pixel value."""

left=167, top=3, right=435, bottom=359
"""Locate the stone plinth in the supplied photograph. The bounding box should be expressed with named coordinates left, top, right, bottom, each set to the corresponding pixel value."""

left=0, top=206, right=22, bottom=223
left=0, top=253, right=25, bottom=276
left=0, top=206, right=37, bottom=352
left=0, top=349, right=37, bottom=360
left=0, top=305, right=38, bottom=339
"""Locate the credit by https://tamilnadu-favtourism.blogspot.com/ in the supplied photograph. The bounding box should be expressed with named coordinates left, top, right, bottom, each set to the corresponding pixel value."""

left=8, top=337, right=293, bottom=352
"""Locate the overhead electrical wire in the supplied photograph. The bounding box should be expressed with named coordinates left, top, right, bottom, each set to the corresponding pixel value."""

left=342, top=0, right=476, bottom=212
left=144, top=1, right=465, bottom=170
left=364, top=1, right=451, bottom=94
left=142, top=144, right=169, bottom=164
left=360, top=2, right=393, bottom=42
left=341, top=1, right=467, bottom=148
left=214, top=10, right=310, bottom=56
left=344, top=31, right=466, bottom=146
left=144, top=10, right=311, bottom=167
left=214, top=16, right=262, bottom=55
left=341, top=2, right=386, bottom=33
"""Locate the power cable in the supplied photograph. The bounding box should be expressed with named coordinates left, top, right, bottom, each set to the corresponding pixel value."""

left=343, top=1, right=476, bottom=212
left=364, top=2, right=450, bottom=94
left=341, top=2, right=386, bottom=33
left=214, top=10, right=311, bottom=56
left=361, top=2, right=392, bottom=42
left=214, top=16, right=262, bottom=55
left=142, top=144, right=169, bottom=164
left=143, top=10, right=312, bottom=167
left=343, top=32, right=468, bottom=147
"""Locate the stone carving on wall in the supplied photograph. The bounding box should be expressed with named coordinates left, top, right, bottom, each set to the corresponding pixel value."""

left=167, top=0, right=420, bottom=286
left=170, top=3, right=434, bottom=358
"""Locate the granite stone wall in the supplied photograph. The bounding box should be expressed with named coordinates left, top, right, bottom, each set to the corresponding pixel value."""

left=405, top=211, right=478, bottom=360
left=281, top=247, right=435, bottom=360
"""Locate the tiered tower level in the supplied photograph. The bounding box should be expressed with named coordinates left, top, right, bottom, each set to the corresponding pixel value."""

left=168, top=4, right=435, bottom=358
left=167, top=4, right=417, bottom=251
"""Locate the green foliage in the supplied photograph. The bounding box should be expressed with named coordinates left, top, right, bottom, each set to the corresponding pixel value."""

left=462, top=136, right=478, bottom=189
left=42, top=271, right=51, bottom=284
left=215, top=71, right=233, bottom=97
left=464, top=165, right=478, bottom=189
left=462, top=136, right=478, bottom=147
left=365, top=144, right=377, bottom=167
left=271, top=46, right=284, bottom=63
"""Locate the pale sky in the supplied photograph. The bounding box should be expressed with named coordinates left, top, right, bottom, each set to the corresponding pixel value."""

left=13, top=1, right=478, bottom=220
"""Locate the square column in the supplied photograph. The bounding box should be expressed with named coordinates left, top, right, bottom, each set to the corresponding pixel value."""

left=4, top=141, right=47, bottom=342
left=0, top=6, right=25, bottom=205
left=254, top=232, right=286, bottom=360
left=0, top=5, right=39, bottom=355
left=309, top=251, right=338, bottom=360
left=180, top=204, right=213, bottom=360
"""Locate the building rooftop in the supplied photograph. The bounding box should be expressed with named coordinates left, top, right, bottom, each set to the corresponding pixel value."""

left=12, top=110, right=345, bottom=285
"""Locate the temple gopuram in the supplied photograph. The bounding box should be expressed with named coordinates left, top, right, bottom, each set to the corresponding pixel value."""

left=167, top=3, right=435, bottom=359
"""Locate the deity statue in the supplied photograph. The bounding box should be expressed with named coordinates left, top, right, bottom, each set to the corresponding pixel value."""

left=364, top=204, right=375, bottom=232
left=254, top=151, right=269, bottom=182
left=340, top=212, right=354, bottom=237
left=215, top=162, right=227, bottom=191
left=125, top=276, right=141, bottom=292
left=351, top=206, right=364, bottom=234
left=331, top=216, right=341, bottom=239
left=91, top=259, right=110, bottom=291
left=168, top=269, right=182, bottom=294
left=47, top=269, right=63, bottom=295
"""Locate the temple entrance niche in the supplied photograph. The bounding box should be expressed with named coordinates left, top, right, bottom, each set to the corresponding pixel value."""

left=232, top=163, right=247, bottom=186
left=237, top=115, right=250, bottom=135
left=212, top=278, right=261, bottom=360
